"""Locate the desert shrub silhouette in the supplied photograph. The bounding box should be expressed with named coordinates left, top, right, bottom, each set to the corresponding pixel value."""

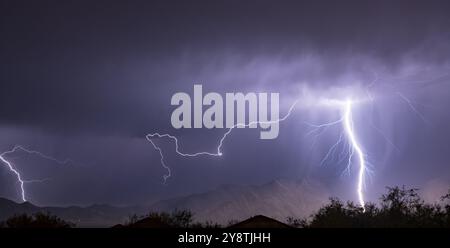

left=123, top=209, right=221, bottom=228
left=288, top=186, right=450, bottom=228
left=1, top=212, right=74, bottom=228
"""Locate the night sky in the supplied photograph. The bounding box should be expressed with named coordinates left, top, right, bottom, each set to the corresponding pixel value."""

left=1, top=0, right=450, bottom=207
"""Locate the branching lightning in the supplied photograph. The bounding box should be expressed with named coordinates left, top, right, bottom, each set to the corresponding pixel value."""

left=304, top=99, right=369, bottom=210
left=146, top=100, right=299, bottom=183
left=0, top=154, right=26, bottom=202
left=0, top=145, right=73, bottom=202
left=146, top=96, right=371, bottom=210
left=343, top=100, right=367, bottom=210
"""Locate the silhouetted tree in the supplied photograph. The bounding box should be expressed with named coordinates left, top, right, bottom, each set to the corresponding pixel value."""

left=190, top=220, right=222, bottom=228
left=286, top=216, right=307, bottom=228
left=290, top=186, right=450, bottom=228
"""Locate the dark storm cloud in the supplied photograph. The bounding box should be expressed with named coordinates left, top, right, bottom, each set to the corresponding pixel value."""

left=1, top=0, right=450, bottom=205
left=1, top=0, right=450, bottom=135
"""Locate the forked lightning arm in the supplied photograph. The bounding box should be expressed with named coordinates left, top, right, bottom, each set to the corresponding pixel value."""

left=0, top=145, right=73, bottom=202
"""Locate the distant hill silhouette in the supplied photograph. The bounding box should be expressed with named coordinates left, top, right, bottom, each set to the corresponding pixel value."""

left=150, top=179, right=328, bottom=225
left=0, top=179, right=328, bottom=227
left=0, top=197, right=147, bottom=227
left=229, top=215, right=291, bottom=228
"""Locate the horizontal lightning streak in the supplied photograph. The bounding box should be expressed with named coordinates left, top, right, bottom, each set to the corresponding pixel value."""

left=146, top=100, right=298, bottom=182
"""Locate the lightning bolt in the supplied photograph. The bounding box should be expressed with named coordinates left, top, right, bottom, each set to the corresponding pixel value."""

left=304, top=99, right=368, bottom=210
left=343, top=100, right=366, bottom=210
left=146, top=100, right=298, bottom=183
left=146, top=96, right=370, bottom=210
left=0, top=145, right=73, bottom=202
left=0, top=154, right=26, bottom=202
